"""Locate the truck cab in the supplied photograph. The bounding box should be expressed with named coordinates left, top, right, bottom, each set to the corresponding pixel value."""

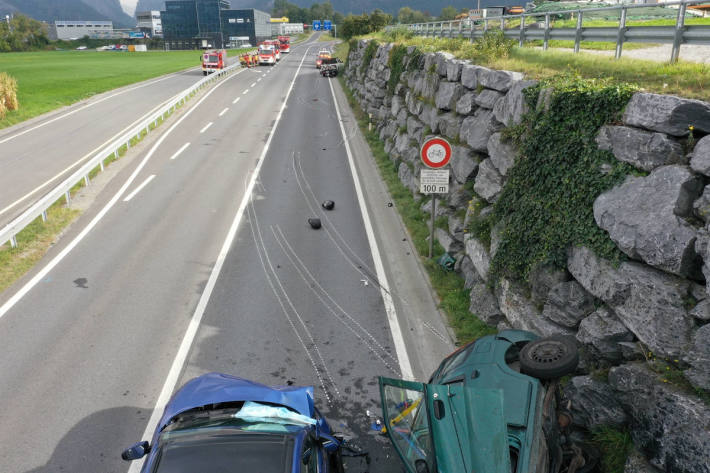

left=258, top=44, right=277, bottom=65
left=202, top=49, right=226, bottom=75
left=278, top=35, right=290, bottom=54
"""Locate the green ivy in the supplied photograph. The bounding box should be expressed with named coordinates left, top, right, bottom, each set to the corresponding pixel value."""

left=387, top=44, right=407, bottom=95
left=407, top=48, right=423, bottom=73
left=360, top=40, right=379, bottom=74
left=473, top=75, right=638, bottom=283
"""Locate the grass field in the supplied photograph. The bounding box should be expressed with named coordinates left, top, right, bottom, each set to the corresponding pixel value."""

left=0, top=49, right=248, bottom=129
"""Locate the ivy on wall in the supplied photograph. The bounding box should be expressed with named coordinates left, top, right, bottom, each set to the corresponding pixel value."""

left=387, top=44, right=407, bottom=95
left=478, top=75, right=639, bottom=283
left=360, top=40, right=379, bottom=74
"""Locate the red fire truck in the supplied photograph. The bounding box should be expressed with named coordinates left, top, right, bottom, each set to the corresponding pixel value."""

left=257, top=44, right=277, bottom=65
left=201, top=49, right=226, bottom=75
left=278, top=35, right=290, bottom=53
left=263, top=40, right=281, bottom=61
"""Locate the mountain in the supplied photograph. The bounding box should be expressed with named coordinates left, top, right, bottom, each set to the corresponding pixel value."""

left=0, top=0, right=136, bottom=27
left=287, top=0, right=518, bottom=16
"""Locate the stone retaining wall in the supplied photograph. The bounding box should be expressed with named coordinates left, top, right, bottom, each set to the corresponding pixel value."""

left=344, top=39, right=710, bottom=473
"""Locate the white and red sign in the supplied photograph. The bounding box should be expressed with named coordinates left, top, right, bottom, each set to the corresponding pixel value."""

left=420, top=137, right=452, bottom=169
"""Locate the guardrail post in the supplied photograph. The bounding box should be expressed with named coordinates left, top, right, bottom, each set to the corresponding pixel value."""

left=83, top=175, right=89, bottom=186
left=41, top=210, right=47, bottom=222
left=615, top=6, right=627, bottom=59
left=574, top=10, right=583, bottom=53
left=671, top=1, right=687, bottom=63
left=519, top=15, right=526, bottom=46
left=501, top=16, right=506, bottom=31
left=440, top=22, right=444, bottom=37
left=100, top=160, right=105, bottom=172
left=10, top=235, right=17, bottom=248
left=484, top=19, right=489, bottom=33
left=65, top=190, right=71, bottom=205
left=544, top=14, right=550, bottom=50
left=458, top=20, right=463, bottom=37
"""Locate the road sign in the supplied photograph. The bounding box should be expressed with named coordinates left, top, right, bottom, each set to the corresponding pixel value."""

left=420, top=137, right=452, bottom=168
left=324, top=20, right=332, bottom=31
left=313, top=20, right=321, bottom=31
left=420, top=169, right=450, bottom=194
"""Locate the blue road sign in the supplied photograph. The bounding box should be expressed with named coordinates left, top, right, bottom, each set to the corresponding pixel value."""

left=324, top=20, right=332, bottom=31
left=313, top=20, right=321, bottom=31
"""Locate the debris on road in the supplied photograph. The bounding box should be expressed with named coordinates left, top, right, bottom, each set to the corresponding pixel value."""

left=322, top=200, right=335, bottom=210
left=308, top=217, right=322, bottom=229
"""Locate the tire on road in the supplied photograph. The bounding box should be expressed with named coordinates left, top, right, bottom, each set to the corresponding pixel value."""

left=519, top=335, right=579, bottom=380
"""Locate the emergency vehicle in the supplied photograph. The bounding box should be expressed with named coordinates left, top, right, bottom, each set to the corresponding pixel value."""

left=263, top=40, right=282, bottom=61
left=201, top=49, right=226, bottom=75
left=278, top=35, right=290, bottom=53
left=258, top=44, right=277, bottom=65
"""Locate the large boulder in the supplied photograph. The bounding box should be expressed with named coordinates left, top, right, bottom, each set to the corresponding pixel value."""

left=456, top=92, right=478, bottom=116
left=692, top=185, right=710, bottom=223
left=435, top=227, right=463, bottom=254
left=449, top=215, right=464, bottom=242
left=624, top=449, right=663, bottom=473
left=461, top=64, right=488, bottom=90
left=609, top=363, right=710, bottom=473
left=493, top=79, right=537, bottom=126
left=435, top=51, right=454, bottom=77
left=447, top=181, right=473, bottom=209
left=478, top=69, right=524, bottom=92
left=459, top=256, right=478, bottom=289
left=469, top=277, right=505, bottom=325
left=683, top=323, right=710, bottom=390
left=398, top=162, right=417, bottom=195
left=406, top=90, right=424, bottom=116
left=529, top=263, right=569, bottom=303
left=390, top=95, right=404, bottom=118
left=419, top=72, right=440, bottom=101
left=695, top=229, right=710, bottom=295
left=473, top=158, right=504, bottom=202
left=450, top=145, right=479, bottom=184
left=622, top=92, right=710, bottom=137
left=460, top=108, right=504, bottom=152
left=495, top=279, right=573, bottom=336
left=568, top=247, right=693, bottom=358
left=446, top=59, right=464, bottom=82
left=689, top=135, right=710, bottom=176
left=595, top=125, right=684, bottom=171
left=474, top=89, right=504, bottom=110
left=464, top=234, right=491, bottom=280
left=593, top=165, right=702, bottom=277
left=562, top=376, right=627, bottom=429
left=487, top=133, right=516, bottom=177
left=542, top=281, right=595, bottom=328
left=435, top=81, right=464, bottom=111
left=576, top=306, right=635, bottom=361
left=437, top=113, right=461, bottom=141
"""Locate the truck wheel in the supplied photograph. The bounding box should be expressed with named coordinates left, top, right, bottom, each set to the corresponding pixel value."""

left=519, top=335, right=578, bottom=380
left=203, top=71, right=207, bottom=76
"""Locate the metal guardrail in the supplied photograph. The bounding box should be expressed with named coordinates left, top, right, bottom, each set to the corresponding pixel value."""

left=0, top=61, right=242, bottom=249
left=395, top=0, right=710, bottom=62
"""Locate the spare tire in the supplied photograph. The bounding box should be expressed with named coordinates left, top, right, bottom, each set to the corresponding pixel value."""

left=519, top=335, right=579, bottom=380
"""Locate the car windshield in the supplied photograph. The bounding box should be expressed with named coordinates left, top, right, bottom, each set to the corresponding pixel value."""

left=151, top=428, right=295, bottom=473
left=208, top=55, right=218, bottom=62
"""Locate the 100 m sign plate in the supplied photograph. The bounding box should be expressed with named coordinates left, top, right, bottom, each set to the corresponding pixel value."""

left=420, top=169, right=449, bottom=194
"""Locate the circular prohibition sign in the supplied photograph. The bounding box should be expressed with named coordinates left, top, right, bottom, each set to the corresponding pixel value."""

left=420, top=137, right=452, bottom=168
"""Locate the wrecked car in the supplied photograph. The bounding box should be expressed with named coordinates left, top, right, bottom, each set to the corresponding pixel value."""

left=320, top=58, right=343, bottom=78
left=380, top=330, right=597, bottom=473
left=122, top=373, right=345, bottom=472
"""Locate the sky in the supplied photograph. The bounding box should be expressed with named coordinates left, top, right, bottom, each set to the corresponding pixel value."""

left=119, top=0, right=139, bottom=16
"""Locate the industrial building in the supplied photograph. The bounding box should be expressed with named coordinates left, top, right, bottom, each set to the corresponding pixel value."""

left=161, top=0, right=270, bottom=50
left=136, top=10, right=162, bottom=37
left=49, top=20, right=114, bottom=40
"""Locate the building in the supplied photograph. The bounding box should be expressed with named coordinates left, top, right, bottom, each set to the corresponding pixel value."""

left=49, top=20, right=114, bottom=40
left=136, top=10, right=162, bottom=37
left=271, top=22, right=304, bottom=36
left=161, top=0, right=270, bottom=49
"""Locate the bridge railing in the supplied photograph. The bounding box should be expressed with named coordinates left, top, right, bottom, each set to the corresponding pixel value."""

left=0, top=62, right=242, bottom=249
left=391, top=0, right=710, bottom=62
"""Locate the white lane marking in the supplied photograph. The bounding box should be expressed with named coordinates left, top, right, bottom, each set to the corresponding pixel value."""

left=199, top=122, right=213, bottom=133
left=243, top=89, right=250, bottom=95
left=250, top=82, right=256, bottom=87
left=0, top=69, right=244, bottom=322
left=256, top=78, right=262, bottom=83
left=126, top=44, right=314, bottom=473
left=327, top=78, right=414, bottom=380
left=232, top=97, right=240, bottom=104
left=169, top=142, right=190, bottom=161
left=262, top=74, right=266, bottom=77
left=0, top=68, right=197, bottom=146
left=0, top=92, right=180, bottom=218
left=123, top=174, right=155, bottom=202
left=218, top=107, right=229, bottom=117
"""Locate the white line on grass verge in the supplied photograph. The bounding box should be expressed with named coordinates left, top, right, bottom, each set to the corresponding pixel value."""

left=126, top=44, right=315, bottom=473
left=0, top=69, right=244, bottom=322
left=243, top=89, right=250, bottom=95
left=200, top=122, right=213, bottom=133
left=250, top=82, right=257, bottom=87
left=219, top=107, right=229, bottom=117
left=123, top=175, right=155, bottom=202
left=169, top=142, right=190, bottom=161
left=232, top=97, right=240, bottom=104
left=327, top=78, right=415, bottom=380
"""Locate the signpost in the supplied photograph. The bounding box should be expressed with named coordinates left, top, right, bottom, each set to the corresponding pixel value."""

left=420, top=137, right=452, bottom=258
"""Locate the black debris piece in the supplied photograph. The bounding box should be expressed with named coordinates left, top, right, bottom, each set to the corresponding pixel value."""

left=322, top=200, right=335, bottom=210
left=308, top=218, right=322, bottom=229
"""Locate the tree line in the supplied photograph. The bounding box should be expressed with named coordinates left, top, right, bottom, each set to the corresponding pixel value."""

left=0, top=14, right=49, bottom=52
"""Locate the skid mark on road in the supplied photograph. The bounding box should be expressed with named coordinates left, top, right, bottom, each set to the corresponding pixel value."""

left=246, top=185, right=339, bottom=403
left=271, top=225, right=401, bottom=376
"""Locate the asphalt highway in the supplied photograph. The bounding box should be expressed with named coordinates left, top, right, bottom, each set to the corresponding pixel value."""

left=0, top=35, right=454, bottom=473
left=0, top=57, right=233, bottom=230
